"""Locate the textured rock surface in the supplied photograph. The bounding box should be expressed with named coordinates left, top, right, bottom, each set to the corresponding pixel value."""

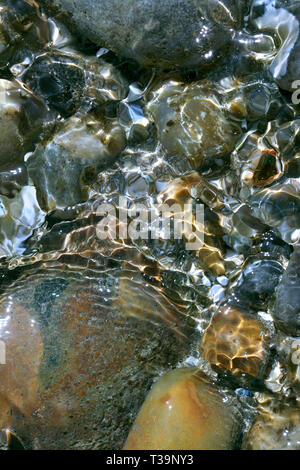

left=0, top=185, right=45, bottom=257
left=124, top=368, right=241, bottom=450
left=147, top=81, right=240, bottom=169
left=253, top=0, right=300, bottom=92
left=273, top=248, right=300, bottom=336
left=244, top=398, right=300, bottom=450
left=40, top=0, right=239, bottom=68
left=0, top=265, right=192, bottom=449
left=26, top=114, right=126, bottom=211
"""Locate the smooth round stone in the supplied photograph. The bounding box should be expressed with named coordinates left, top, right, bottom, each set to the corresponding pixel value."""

left=40, top=0, right=237, bottom=69
left=124, top=368, right=241, bottom=450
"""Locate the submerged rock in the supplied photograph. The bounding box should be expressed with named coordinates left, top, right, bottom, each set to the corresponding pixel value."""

left=0, top=79, right=53, bottom=172
left=26, top=114, right=126, bottom=211
left=0, top=257, right=192, bottom=449
left=201, top=305, right=269, bottom=378
left=0, top=185, right=45, bottom=258
left=23, top=53, right=85, bottom=118
left=124, top=368, right=242, bottom=450
left=273, top=248, right=300, bottom=336
left=244, top=395, right=300, bottom=450
left=252, top=0, right=300, bottom=92
left=147, top=81, right=240, bottom=169
left=40, top=0, right=239, bottom=69
left=250, top=183, right=300, bottom=245
left=231, top=256, right=284, bottom=310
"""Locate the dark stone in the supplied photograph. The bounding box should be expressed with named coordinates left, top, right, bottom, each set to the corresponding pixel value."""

left=40, top=0, right=241, bottom=69
left=233, top=257, right=284, bottom=310
left=273, top=248, right=300, bottom=336
left=23, top=54, right=85, bottom=117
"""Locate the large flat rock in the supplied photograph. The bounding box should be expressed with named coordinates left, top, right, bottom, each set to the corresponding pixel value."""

left=40, top=0, right=240, bottom=68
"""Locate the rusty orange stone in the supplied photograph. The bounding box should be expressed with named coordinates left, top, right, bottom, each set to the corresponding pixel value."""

left=201, top=306, right=266, bottom=377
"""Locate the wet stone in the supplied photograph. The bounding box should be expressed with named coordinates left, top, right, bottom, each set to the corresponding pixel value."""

left=26, top=114, right=126, bottom=211
left=244, top=397, right=300, bottom=450
left=23, top=53, right=85, bottom=117
left=0, top=263, right=192, bottom=449
left=231, top=256, right=284, bottom=310
left=40, top=0, right=239, bottom=69
left=252, top=0, right=300, bottom=92
left=0, top=185, right=45, bottom=258
left=147, top=81, right=240, bottom=170
left=124, top=368, right=242, bottom=450
left=201, top=305, right=269, bottom=378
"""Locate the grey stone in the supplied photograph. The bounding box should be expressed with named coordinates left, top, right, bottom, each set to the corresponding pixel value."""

left=273, top=248, right=300, bottom=336
left=40, top=0, right=241, bottom=68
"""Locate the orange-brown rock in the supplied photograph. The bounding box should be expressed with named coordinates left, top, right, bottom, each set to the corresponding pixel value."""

left=124, top=368, right=241, bottom=450
left=201, top=306, right=267, bottom=377
left=0, top=265, right=192, bottom=449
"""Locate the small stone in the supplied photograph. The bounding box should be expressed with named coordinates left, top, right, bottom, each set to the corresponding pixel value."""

left=23, top=53, right=85, bottom=117
left=0, top=185, right=45, bottom=258
left=232, top=256, right=284, bottom=310
left=0, top=80, right=24, bottom=170
left=124, top=367, right=241, bottom=450
left=253, top=0, right=300, bottom=92
left=147, top=81, right=240, bottom=169
left=26, top=114, right=126, bottom=211
left=201, top=305, right=268, bottom=378
left=244, top=396, right=300, bottom=450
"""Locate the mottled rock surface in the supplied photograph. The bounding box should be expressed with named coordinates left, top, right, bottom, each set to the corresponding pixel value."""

left=147, top=81, right=240, bottom=169
left=273, top=248, right=300, bottom=336
left=40, top=0, right=240, bottom=68
left=26, top=114, right=126, bottom=211
left=253, top=0, right=300, bottom=91
left=201, top=305, right=268, bottom=378
left=0, top=265, right=192, bottom=449
left=244, top=399, right=300, bottom=450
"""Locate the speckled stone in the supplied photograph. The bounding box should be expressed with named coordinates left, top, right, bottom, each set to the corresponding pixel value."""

left=40, top=0, right=241, bottom=68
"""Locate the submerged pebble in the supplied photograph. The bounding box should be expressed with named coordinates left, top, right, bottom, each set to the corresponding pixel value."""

left=201, top=305, right=269, bottom=378
left=26, top=114, right=126, bottom=211
left=0, top=185, right=45, bottom=258
left=244, top=395, right=300, bottom=450
left=147, top=81, right=240, bottom=170
left=252, top=0, right=300, bottom=92
left=124, top=368, right=241, bottom=450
